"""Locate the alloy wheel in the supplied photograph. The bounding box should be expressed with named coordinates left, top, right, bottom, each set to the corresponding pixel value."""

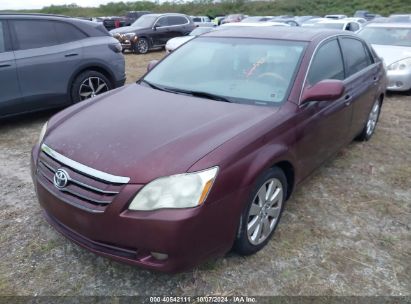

left=247, top=178, right=284, bottom=245
left=78, top=77, right=109, bottom=101
left=137, top=39, right=149, bottom=54
left=366, top=100, right=380, bottom=137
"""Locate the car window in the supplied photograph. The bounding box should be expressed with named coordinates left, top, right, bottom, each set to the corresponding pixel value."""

left=307, top=39, right=344, bottom=85
left=11, top=20, right=59, bottom=50
left=192, top=17, right=201, bottom=22
left=348, top=22, right=360, bottom=32
left=340, top=38, right=371, bottom=77
left=55, top=22, right=87, bottom=43
left=155, top=17, right=168, bottom=27
left=168, top=16, right=188, bottom=26
left=0, top=22, right=5, bottom=53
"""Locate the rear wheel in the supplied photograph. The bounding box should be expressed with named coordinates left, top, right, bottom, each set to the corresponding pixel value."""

left=234, top=167, right=287, bottom=255
left=71, top=71, right=112, bottom=103
left=357, top=98, right=382, bottom=141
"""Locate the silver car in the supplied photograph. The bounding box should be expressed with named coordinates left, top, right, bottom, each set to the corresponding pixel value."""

left=358, top=23, right=411, bottom=93
left=0, top=14, right=126, bottom=118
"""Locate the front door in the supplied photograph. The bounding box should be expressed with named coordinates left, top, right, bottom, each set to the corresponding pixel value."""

left=294, top=38, right=353, bottom=179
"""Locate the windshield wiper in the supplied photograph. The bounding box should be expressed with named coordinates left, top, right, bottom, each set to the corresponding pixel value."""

left=140, top=80, right=232, bottom=103
left=184, top=90, right=233, bottom=103
left=139, top=79, right=173, bottom=93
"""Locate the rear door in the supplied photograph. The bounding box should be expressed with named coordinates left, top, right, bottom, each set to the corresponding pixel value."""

left=0, top=20, right=22, bottom=117
left=167, top=16, right=191, bottom=38
left=339, top=37, right=379, bottom=139
left=10, top=19, right=85, bottom=111
left=295, top=38, right=352, bottom=178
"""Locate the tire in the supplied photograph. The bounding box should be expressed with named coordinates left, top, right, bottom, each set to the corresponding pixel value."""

left=70, top=70, right=112, bottom=103
left=234, top=167, right=287, bottom=255
left=356, top=98, right=382, bottom=141
left=134, top=38, right=149, bottom=54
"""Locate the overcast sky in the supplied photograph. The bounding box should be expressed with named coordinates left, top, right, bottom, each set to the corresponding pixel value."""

left=0, top=0, right=129, bottom=10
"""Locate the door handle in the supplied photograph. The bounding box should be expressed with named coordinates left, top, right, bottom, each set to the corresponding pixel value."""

left=64, top=53, right=78, bottom=57
left=0, top=64, right=11, bottom=68
left=344, top=95, right=352, bottom=106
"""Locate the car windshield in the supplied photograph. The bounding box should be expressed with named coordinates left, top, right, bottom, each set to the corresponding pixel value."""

left=143, top=37, right=307, bottom=106
left=358, top=27, right=411, bottom=47
left=131, top=15, right=158, bottom=27
left=313, top=22, right=344, bottom=29
left=190, top=27, right=214, bottom=36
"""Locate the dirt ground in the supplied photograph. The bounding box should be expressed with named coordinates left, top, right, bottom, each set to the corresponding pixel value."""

left=0, top=51, right=410, bottom=296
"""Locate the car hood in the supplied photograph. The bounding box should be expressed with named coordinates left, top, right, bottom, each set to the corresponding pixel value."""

left=110, top=26, right=146, bottom=34
left=44, top=84, right=277, bottom=184
left=371, top=44, right=411, bottom=66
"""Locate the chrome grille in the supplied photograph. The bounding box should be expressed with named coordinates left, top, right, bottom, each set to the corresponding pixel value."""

left=37, top=144, right=129, bottom=213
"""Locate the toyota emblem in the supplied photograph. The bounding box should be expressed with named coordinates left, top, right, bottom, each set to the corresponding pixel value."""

left=53, top=169, right=69, bottom=189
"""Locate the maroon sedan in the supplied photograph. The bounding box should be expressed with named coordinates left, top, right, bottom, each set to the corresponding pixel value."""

left=31, top=27, right=386, bottom=272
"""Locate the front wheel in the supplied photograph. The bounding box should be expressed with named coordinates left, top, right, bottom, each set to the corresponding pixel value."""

left=134, top=38, right=149, bottom=54
left=234, top=167, right=287, bottom=255
left=357, top=98, right=382, bottom=141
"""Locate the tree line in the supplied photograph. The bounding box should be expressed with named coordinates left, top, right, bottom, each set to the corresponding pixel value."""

left=2, top=0, right=410, bottom=18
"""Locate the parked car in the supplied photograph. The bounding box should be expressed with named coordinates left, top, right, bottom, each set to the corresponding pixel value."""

left=241, top=16, right=274, bottom=23
left=221, top=21, right=289, bottom=28
left=165, top=26, right=218, bottom=53
left=101, top=16, right=126, bottom=30
left=345, top=17, right=367, bottom=25
left=358, top=23, right=411, bottom=93
left=0, top=14, right=125, bottom=119
left=324, top=14, right=348, bottom=20
left=191, top=16, right=214, bottom=27
left=124, top=11, right=151, bottom=26
left=295, top=15, right=321, bottom=23
left=269, top=18, right=300, bottom=26
left=388, top=14, right=411, bottom=23
left=31, top=27, right=386, bottom=272
left=221, top=14, right=245, bottom=24
left=354, top=10, right=381, bottom=21
left=110, top=13, right=195, bottom=54
left=301, top=17, right=328, bottom=27
left=312, top=19, right=362, bottom=32
left=213, top=16, right=226, bottom=25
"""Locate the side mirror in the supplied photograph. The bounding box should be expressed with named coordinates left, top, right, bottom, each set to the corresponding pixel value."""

left=147, top=60, right=159, bottom=72
left=153, top=25, right=157, bottom=31
left=301, top=79, right=345, bottom=103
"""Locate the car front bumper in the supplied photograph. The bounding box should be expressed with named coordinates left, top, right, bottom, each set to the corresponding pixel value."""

left=387, top=69, right=411, bottom=91
left=31, top=145, right=243, bottom=272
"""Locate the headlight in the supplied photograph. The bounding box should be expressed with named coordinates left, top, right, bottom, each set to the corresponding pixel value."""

left=124, top=32, right=136, bottom=38
left=128, top=167, right=219, bottom=211
left=387, top=58, right=411, bottom=71
left=38, top=121, right=48, bottom=144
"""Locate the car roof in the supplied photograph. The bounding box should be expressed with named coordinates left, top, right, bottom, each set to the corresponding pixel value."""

left=203, top=26, right=349, bottom=41
left=0, top=13, right=70, bottom=19
left=366, top=22, right=411, bottom=28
